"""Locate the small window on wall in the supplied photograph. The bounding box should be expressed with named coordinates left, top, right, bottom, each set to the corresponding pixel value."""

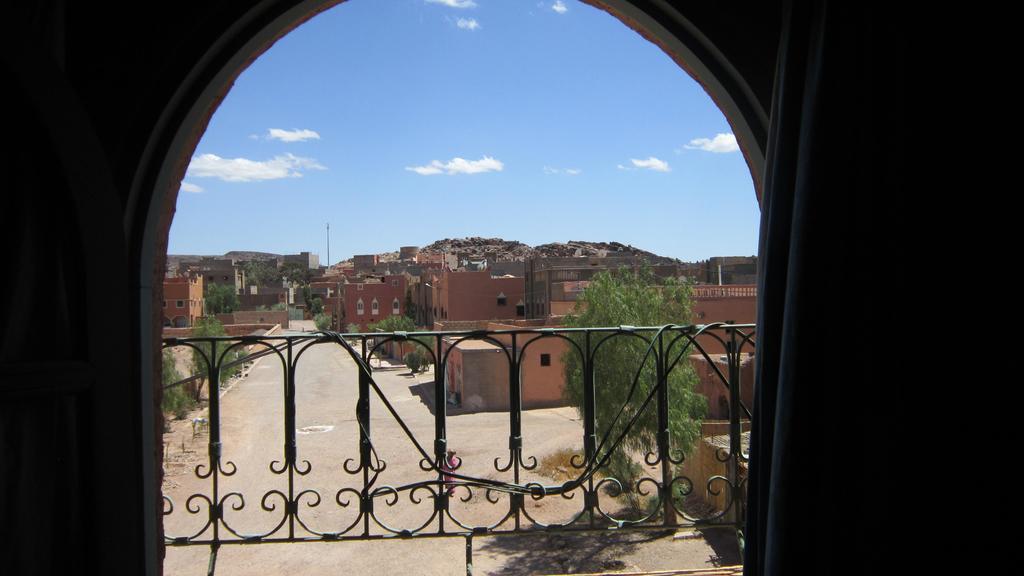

left=497, top=292, right=507, bottom=306
left=540, top=354, right=551, bottom=366
left=371, top=299, right=379, bottom=314
left=392, top=298, right=400, bottom=315
left=176, top=300, right=184, bottom=308
left=357, top=299, right=365, bottom=315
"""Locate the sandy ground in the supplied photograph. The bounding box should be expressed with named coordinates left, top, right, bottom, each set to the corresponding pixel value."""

left=161, top=330, right=740, bottom=575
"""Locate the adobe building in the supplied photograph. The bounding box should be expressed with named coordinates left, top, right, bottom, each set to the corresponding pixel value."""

left=283, top=251, right=320, bottom=269
left=705, top=256, right=758, bottom=285
left=182, top=256, right=246, bottom=294
left=690, top=352, right=756, bottom=420
left=525, top=256, right=682, bottom=319
left=343, top=274, right=408, bottom=331
left=417, top=251, right=458, bottom=270
left=352, top=254, right=380, bottom=273
left=440, top=320, right=569, bottom=412
left=399, top=246, right=419, bottom=261
left=162, top=274, right=203, bottom=327
left=429, top=269, right=525, bottom=325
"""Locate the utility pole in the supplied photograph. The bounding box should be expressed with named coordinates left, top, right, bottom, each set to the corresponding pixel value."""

left=326, top=222, right=330, bottom=268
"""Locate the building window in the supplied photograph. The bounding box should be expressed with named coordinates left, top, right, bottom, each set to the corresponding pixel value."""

left=497, top=292, right=507, bottom=306
left=540, top=354, right=551, bottom=366
left=371, top=299, right=379, bottom=314
left=392, top=279, right=399, bottom=287
left=176, top=300, right=184, bottom=308
left=357, top=284, right=364, bottom=291
left=163, top=301, right=167, bottom=308
left=356, top=299, right=364, bottom=315
left=516, top=300, right=525, bottom=316
left=392, top=298, right=400, bottom=315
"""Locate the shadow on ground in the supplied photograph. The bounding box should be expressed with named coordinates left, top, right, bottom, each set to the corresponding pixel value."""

left=408, top=380, right=480, bottom=416
left=474, top=530, right=669, bottom=575
left=700, top=527, right=744, bottom=566
left=473, top=526, right=742, bottom=575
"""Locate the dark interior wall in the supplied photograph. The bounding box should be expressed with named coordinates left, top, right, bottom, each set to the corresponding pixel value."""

left=0, top=2, right=793, bottom=575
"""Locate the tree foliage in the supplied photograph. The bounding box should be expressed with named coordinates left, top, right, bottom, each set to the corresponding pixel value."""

left=369, top=315, right=415, bottom=333
left=243, top=260, right=278, bottom=287
left=204, top=282, right=240, bottom=315
left=280, top=261, right=313, bottom=286
left=314, top=312, right=331, bottom=331
left=370, top=315, right=432, bottom=367
left=309, top=295, right=324, bottom=316
left=189, top=317, right=243, bottom=402
left=161, top=348, right=193, bottom=421
left=561, top=267, right=706, bottom=503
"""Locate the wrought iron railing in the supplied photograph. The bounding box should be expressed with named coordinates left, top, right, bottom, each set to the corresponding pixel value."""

left=161, top=323, right=755, bottom=575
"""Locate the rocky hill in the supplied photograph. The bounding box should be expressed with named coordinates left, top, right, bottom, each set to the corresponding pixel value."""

left=420, top=237, right=534, bottom=260
left=419, top=237, right=681, bottom=264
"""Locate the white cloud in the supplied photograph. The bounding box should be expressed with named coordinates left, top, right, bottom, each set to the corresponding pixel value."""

left=267, top=128, right=321, bottom=143
left=427, top=0, right=477, bottom=8
left=630, top=157, right=671, bottom=172
left=187, top=153, right=326, bottom=182
left=552, top=1, right=569, bottom=14
left=180, top=182, right=203, bottom=193
left=406, top=156, right=504, bottom=176
left=684, top=133, right=739, bottom=153
left=544, top=166, right=582, bottom=175
left=456, top=18, right=480, bottom=30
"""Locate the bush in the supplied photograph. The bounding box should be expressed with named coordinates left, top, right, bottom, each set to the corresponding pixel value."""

left=404, top=350, right=424, bottom=373
left=314, top=312, right=331, bottom=331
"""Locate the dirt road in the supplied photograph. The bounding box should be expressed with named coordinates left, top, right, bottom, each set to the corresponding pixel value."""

left=161, top=336, right=738, bottom=575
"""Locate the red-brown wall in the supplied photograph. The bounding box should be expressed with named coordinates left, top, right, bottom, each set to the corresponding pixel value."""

left=432, top=270, right=524, bottom=323
left=343, top=275, right=407, bottom=331
left=163, top=274, right=203, bottom=327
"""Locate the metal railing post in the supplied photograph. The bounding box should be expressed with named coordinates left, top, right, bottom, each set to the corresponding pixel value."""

left=208, top=340, right=221, bottom=543
left=434, top=334, right=447, bottom=529
left=727, top=326, right=741, bottom=528
left=657, top=330, right=676, bottom=525
left=359, top=336, right=371, bottom=536
left=285, top=339, right=296, bottom=538
left=583, top=330, right=596, bottom=527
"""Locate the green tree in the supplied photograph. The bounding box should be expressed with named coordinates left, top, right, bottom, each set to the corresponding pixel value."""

left=370, top=315, right=432, bottom=368
left=310, top=296, right=324, bottom=316
left=204, top=282, right=240, bottom=314
left=561, top=266, right=706, bottom=516
left=189, top=317, right=243, bottom=402
left=346, top=323, right=362, bottom=334
left=243, top=260, right=278, bottom=287
left=280, top=261, right=313, bottom=286
left=369, top=315, right=415, bottom=333
left=161, top=349, right=193, bottom=422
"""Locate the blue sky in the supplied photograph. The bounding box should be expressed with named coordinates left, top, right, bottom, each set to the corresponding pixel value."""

left=170, top=0, right=760, bottom=263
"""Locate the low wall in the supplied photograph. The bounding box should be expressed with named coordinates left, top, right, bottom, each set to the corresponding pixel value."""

left=162, top=323, right=281, bottom=339
left=215, top=310, right=289, bottom=328
left=680, top=420, right=751, bottom=513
